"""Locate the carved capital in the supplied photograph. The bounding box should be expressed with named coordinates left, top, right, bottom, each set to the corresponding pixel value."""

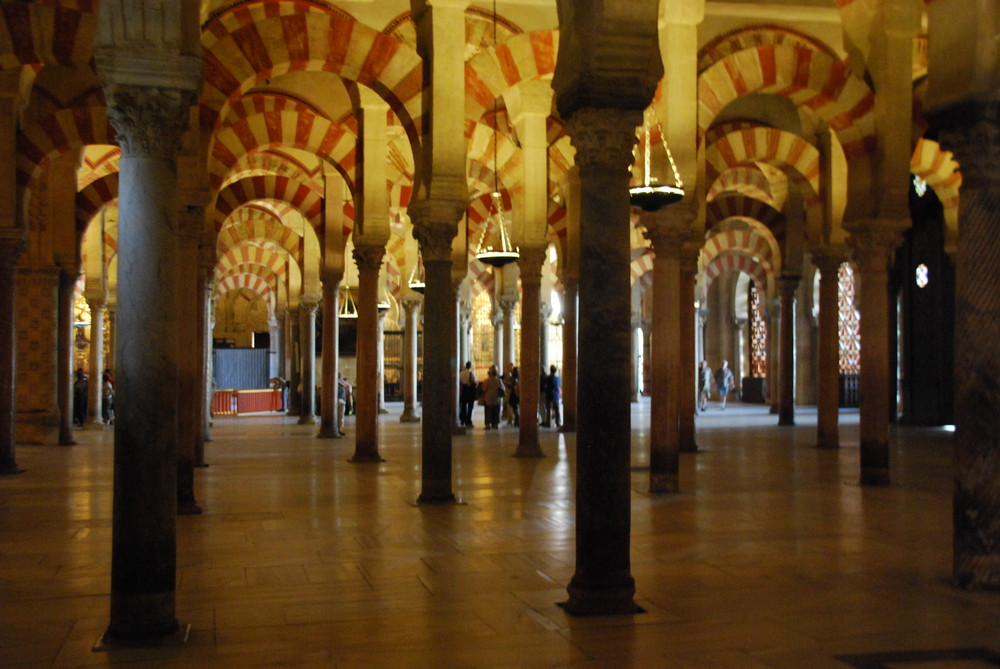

left=777, top=275, right=801, bottom=301
left=931, top=96, right=1000, bottom=191
left=516, top=245, right=546, bottom=285
left=0, top=235, right=26, bottom=267
left=810, top=246, right=847, bottom=278
left=352, top=244, right=385, bottom=275
left=401, top=296, right=422, bottom=314
left=299, top=298, right=319, bottom=315
left=409, top=197, right=464, bottom=262
left=566, top=108, right=643, bottom=173
left=498, top=296, right=518, bottom=315
left=104, top=83, right=195, bottom=158
left=848, top=222, right=905, bottom=274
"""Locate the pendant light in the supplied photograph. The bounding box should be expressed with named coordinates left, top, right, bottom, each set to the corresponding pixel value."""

left=629, top=107, right=684, bottom=211
left=339, top=258, right=358, bottom=319
left=474, top=0, right=519, bottom=269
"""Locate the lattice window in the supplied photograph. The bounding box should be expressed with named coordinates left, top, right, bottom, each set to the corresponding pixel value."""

left=749, top=281, right=767, bottom=377
left=838, top=263, right=861, bottom=375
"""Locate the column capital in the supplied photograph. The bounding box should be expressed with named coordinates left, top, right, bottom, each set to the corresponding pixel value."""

left=516, top=246, right=546, bottom=286
left=299, top=298, right=319, bottom=314
left=777, top=274, right=801, bottom=300
left=498, top=296, right=518, bottom=315
left=103, top=84, right=195, bottom=158
left=401, top=296, right=423, bottom=313
left=934, top=100, right=1000, bottom=191
left=352, top=244, right=385, bottom=274
left=87, top=297, right=108, bottom=312
left=810, top=245, right=847, bottom=276
left=566, top=108, right=643, bottom=173
left=409, top=197, right=464, bottom=262
left=847, top=221, right=905, bottom=273
left=0, top=234, right=26, bottom=267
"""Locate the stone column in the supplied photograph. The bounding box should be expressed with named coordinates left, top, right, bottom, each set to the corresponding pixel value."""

left=411, top=206, right=462, bottom=503
left=15, top=268, right=60, bottom=445
left=297, top=299, right=318, bottom=425
left=516, top=246, right=545, bottom=457
left=101, top=83, right=196, bottom=642
left=459, top=303, right=471, bottom=368
left=350, top=244, right=385, bottom=462
left=560, top=278, right=578, bottom=433
left=199, top=271, right=215, bottom=450
left=777, top=275, right=800, bottom=426
left=451, top=281, right=465, bottom=434
left=57, top=271, right=78, bottom=444
left=0, top=235, right=25, bottom=474
left=679, top=252, right=699, bottom=452
left=732, top=318, right=747, bottom=397
left=400, top=297, right=421, bottom=423
left=286, top=306, right=301, bottom=416
left=376, top=310, right=388, bottom=414
left=176, top=206, right=202, bottom=516
left=935, top=98, right=1000, bottom=588
left=491, top=307, right=504, bottom=370
left=539, top=303, right=552, bottom=373
left=562, top=108, right=642, bottom=616
left=849, top=225, right=902, bottom=486
left=766, top=300, right=780, bottom=413
left=500, top=296, right=517, bottom=372
left=318, top=273, right=342, bottom=438
left=813, top=250, right=842, bottom=448
left=268, top=318, right=280, bottom=380
left=643, top=221, right=685, bottom=492
left=86, top=298, right=107, bottom=428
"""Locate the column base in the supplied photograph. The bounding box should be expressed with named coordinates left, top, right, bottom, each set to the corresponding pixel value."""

left=451, top=424, right=466, bottom=436
left=416, top=491, right=457, bottom=505
left=349, top=452, right=385, bottom=463
left=559, top=423, right=576, bottom=434
left=860, top=468, right=890, bottom=486
left=317, top=426, right=342, bottom=438
left=399, top=409, right=420, bottom=423
left=96, top=623, right=190, bottom=651
left=177, top=501, right=203, bottom=516
left=816, top=436, right=840, bottom=449
left=297, top=414, right=317, bottom=425
left=679, top=444, right=699, bottom=454
left=778, top=415, right=795, bottom=426
left=514, top=442, right=544, bottom=458
left=0, top=461, right=25, bottom=475
left=378, top=407, right=389, bottom=415
left=649, top=473, right=678, bottom=493
left=560, top=578, right=643, bottom=617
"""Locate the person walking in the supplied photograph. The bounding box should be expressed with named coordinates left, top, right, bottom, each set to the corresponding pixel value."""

left=459, top=361, right=477, bottom=428
left=715, top=359, right=734, bottom=410
left=698, top=360, right=713, bottom=412
left=482, top=365, right=505, bottom=429
left=507, top=366, right=520, bottom=427
left=101, top=369, right=114, bottom=425
left=72, top=368, right=88, bottom=427
left=542, top=364, right=561, bottom=428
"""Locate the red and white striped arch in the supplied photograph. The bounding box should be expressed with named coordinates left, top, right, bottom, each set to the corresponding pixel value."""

left=217, top=208, right=304, bottom=261
left=210, top=110, right=357, bottom=190
left=706, top=193, right=785, bottom=234
left=217, top=242, right=290, bottom=280
left=706, top=127, right=821, bottom=210
left=702, top=227, right=780, bottom=276
left=17, top=106, right=115, bottom=218
left=200, top=13, right=423, bottom=150
left=630, top=249, right=656, bottom=291
left=706, top=165, right=776, bottom=205
left=0, top=4, right=95, bottom=70
left=76, top=172, right=117, bottom=233
left=911, top=137, right=961, bottom=245
left=697, top=24, right=838, bottom=74
left=382, top=232, right=407, bottom=299
left=224, top=150, right=323, bottom=190
left=202, top=1, right=354, bottom=50
left=464, top=30, right=558, bottom=126
left=217, top=261, right=283, bottom=290
left=216, top=273, right=276, bottom=311
left=213, top=174, right=323, bottom=232
left=467, top=259, right=496, bottom=301
left=698, top=45, right=875, bottom=160
left=702, top=250, right=773, bottom=297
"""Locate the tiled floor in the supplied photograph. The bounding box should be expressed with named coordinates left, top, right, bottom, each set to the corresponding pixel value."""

left=2, top=400, right=1000, bottom=668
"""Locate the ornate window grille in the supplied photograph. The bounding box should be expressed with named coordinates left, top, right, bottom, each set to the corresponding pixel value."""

left=838, top=263, right=861, bottom=375
left=749, top=281, right=767, bottom=378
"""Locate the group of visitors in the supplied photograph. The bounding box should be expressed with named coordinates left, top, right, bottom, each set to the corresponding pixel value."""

left=459, top=361, right=561, bottom=430
left=698, top=359, right=734, bottom=411
left=72, top=367, right=114, bottom=427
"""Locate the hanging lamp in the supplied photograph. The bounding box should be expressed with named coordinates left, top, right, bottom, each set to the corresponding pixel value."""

left=474, top=0, right=519, bottom=269
left=339, top=259, right=358, bottom=319
left=629, top=107, right=684, bottom=211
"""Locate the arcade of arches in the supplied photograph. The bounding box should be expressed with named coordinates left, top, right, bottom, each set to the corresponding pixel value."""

left=1, top=0, right=999, bottom=651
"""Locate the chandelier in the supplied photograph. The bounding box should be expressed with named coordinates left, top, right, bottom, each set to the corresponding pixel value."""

left=339, top=257, right=358, bottom=319
left=629, top=107, right=684, bottom=211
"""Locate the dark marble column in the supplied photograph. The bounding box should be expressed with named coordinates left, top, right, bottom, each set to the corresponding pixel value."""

left=196, top=251, right=214, bottom=455
left=0, top=235, right=25, bottom=474
left=411, top=202, right=463, bottom=503
left=936, top=101, right=1000, bottom=588
left=400, top=297, right=421, bottom=423
left=350, top=244, right=384, bottom=462
left=58, top=270, right=78, bottom=445
left=297, top=300, right=318, bottom=425
left=562, top=108, right=642, bottom=616
left=678, top=251, right=699, bottom=453
left=102, top=83, right=193, bottom=642
left=777, top=275, right=800, bottom=426
left=451, top=281, right=465, bottom=435
left=813, top=250, right=842, bottom=448
left=286, top=307, right=301, bottom=416
left=318, top=274, right=342, bottom=438
left=643, top=221, right=685, bottom=492
left=176, top=207, right=202, bottom=515
left=560, top=278, right=578, bottom=433
left=86, top=298, right=106, bottom=428
left=516, top=246, right=545, bottom=458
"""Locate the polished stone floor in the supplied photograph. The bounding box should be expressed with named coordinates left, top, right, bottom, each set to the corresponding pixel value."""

left=2, top=400, right=1000, bottom=668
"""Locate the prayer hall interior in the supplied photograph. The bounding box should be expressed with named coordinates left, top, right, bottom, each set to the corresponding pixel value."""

left=3, top=0, right=1000, bottom=666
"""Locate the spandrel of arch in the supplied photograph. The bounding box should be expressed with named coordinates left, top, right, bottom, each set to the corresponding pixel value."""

left=749, top=281, right=768, bottom=378
left=838, top=263, right=861, bottom=375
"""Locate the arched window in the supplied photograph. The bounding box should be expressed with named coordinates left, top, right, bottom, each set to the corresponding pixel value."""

left=838, top=263, right=861, bottom=374
left=748, top=281, right=767, bottom=378
left=471, top=289, right=493, bottom=378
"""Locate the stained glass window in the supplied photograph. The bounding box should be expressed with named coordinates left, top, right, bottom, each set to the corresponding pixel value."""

left=749, top=281, right=767, bottom=378
left=838, top=263, right=861, bottom=375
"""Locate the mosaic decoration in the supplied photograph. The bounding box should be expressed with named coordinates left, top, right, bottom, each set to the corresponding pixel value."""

left=838, top=263, right=862, bottom=375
